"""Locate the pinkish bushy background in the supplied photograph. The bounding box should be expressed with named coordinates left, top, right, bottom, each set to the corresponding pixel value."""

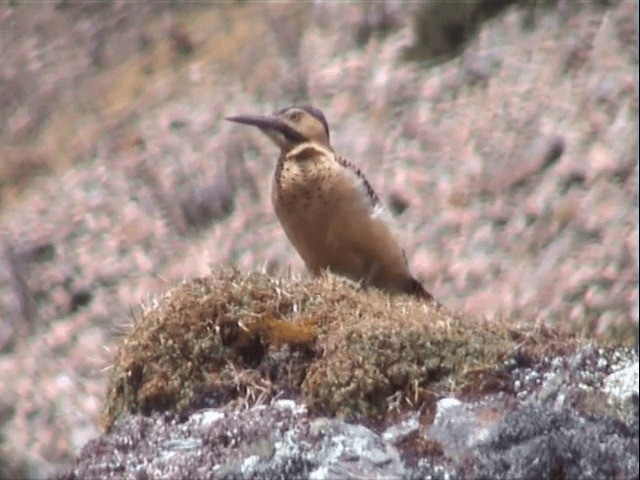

left=0, top=2, right=637, bottom=477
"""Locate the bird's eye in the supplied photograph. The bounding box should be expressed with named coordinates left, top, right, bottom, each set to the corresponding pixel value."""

left=289, top=111, right=301, bottom=122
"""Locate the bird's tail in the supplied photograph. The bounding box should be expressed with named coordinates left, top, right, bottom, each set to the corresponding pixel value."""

left=407, top=276, right=438, bottom=306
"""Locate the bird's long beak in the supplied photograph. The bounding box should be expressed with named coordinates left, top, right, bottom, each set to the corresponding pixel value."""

left=226, top=113, right=306, bottom=146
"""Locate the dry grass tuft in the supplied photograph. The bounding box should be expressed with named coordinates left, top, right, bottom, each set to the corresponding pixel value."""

left=102, top=269, right=579, bottom=430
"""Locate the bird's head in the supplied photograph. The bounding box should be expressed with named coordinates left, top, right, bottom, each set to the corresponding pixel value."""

left=226, top=105, right=330, bottom=154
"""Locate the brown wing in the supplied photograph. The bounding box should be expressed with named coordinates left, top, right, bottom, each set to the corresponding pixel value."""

left=335, top=155, right=410, bottom=268
left=335, top=155, right=382, bottom=210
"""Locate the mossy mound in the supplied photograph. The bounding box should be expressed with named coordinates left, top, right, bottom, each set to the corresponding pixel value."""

left=103, top=269, right=577, bottom=430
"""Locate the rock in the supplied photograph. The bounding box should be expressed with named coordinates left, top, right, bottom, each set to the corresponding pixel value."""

left=55, top=348, right=638, bottom=480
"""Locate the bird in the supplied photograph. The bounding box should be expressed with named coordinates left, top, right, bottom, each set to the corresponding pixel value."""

left=226, top=105, right=435, bottom=302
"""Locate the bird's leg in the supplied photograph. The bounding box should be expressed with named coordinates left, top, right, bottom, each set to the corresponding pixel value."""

left=364, top=261, right=382, bottom=288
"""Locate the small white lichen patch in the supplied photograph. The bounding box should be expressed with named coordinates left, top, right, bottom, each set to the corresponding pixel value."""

left=603, top=358, right=639, bottom=411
